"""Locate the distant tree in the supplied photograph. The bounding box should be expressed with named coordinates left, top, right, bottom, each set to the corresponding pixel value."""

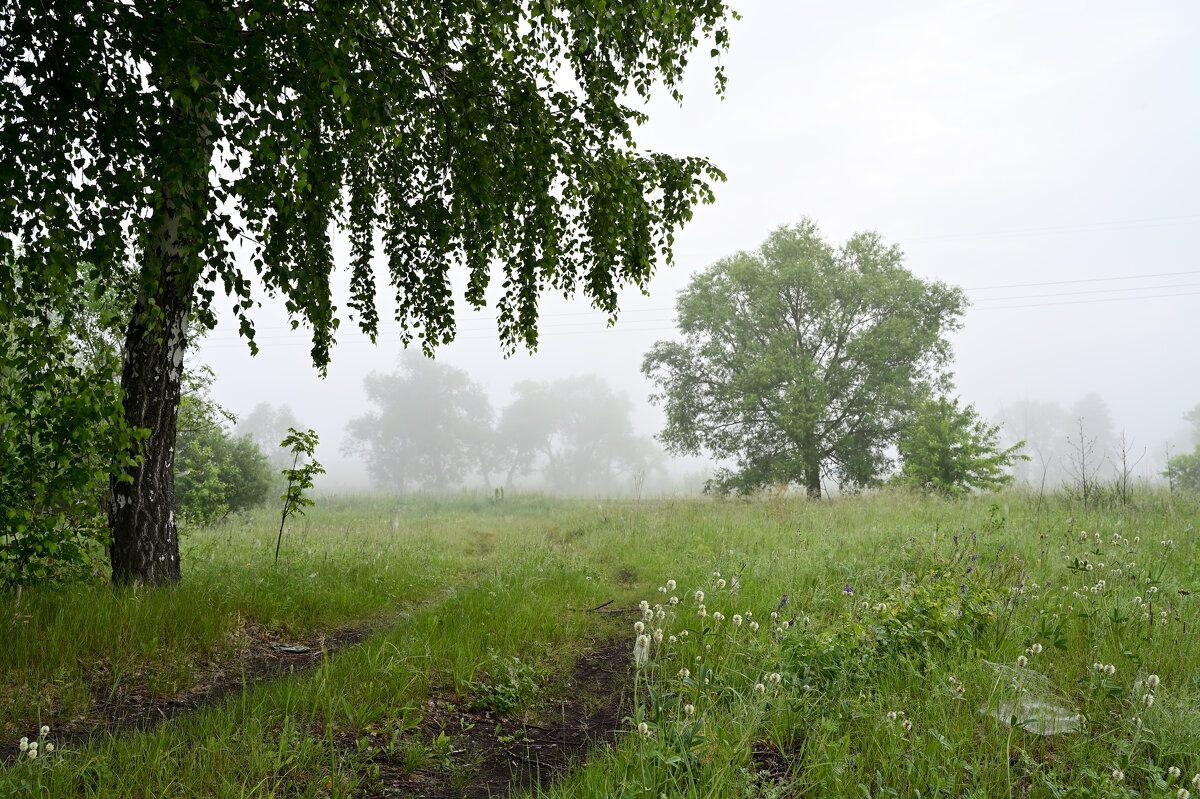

left=1184, top=403, right=1200, bottom=446
left=174, top=367, right=275, bottom=526
left=896, top=396, right=1027, bottom=496
left=345, top=356, right=493, bottom=491
left=1163, top=446, right=1200, bottom=492
left=642, top=220, right=965, bottom=498
left=1, top=0, right=735, bottom=584
left=498, top=376, right=660, bottom=494
left=236, top=402, right=303, bottom=469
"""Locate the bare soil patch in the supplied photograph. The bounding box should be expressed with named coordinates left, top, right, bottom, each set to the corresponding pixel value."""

left=364, top=640, right=633, bottom=798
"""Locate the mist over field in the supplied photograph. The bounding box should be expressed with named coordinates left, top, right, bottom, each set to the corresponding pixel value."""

left=192, top=1, right=1200, bottom=496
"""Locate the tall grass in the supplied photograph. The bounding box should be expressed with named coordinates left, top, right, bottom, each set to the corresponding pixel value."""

left=2, top=489, right=1197, bottom=797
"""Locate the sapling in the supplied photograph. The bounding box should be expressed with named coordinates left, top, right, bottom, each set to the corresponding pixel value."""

left=275, top=428, right=324, bottom=565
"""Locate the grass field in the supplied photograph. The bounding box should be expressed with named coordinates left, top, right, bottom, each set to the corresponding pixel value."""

left=2, top=490, right=1199, bottom=798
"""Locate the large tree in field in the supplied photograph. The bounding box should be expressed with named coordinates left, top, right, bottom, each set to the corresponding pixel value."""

left=0, top=0, right=734, bottom=584
left=642, top=220, right=966, bottom=498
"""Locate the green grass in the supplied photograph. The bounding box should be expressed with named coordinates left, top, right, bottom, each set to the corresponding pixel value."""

left=3, top=489, right=1199, bottom=797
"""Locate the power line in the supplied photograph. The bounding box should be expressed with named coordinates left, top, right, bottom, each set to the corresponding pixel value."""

left=970, top=280, right=1200, bottom=303
left=969, top=289, right=1200, bottom=312
left=966, top=269, right=1200, bottom=292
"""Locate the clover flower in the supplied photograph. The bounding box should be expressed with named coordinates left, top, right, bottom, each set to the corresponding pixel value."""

left=39, top=726, right=49, bottom=736
left=668, top=635, right=677, bottom=644
left=27, top=749, right=36, bottom=760
left=1112, top=769, right=1125, bottom=783
left=1105, top=664, right=1116, bottom=676
left=44, top=743, right=53, bottom=753
left=1016, top=655, right=1028, bottom=668
left=653, top=628, right=664, bottom=644
left=717, top=578, right=726, bottom=589
left=712, top=570, right=720, bottom=578
left=732, top=614, right=743, bottom=627
left=633, top=634, right=651, bottom=668
left=666, top=579, right=676, bottom=591
left=684, top=703, right=695, bottom=716
left=697, top=604, right=707, bottom=618
left=749, top=621, right=760, bottom=632
left=1028, top=643, right=1043, bottom=654
left=1170, top=767, right=1182, bottom=781
left=669, top=596, right=679, bottom=605
left=1193, top=774, right=1200, bottom=790
left=1142, top=693, right=1154, bottom=708
left=1177, top=790, right=1189, bottom=799
left=712, top=611, right=725, bottom=622
left=637, top=721, right=651, bottom=737
left=694, top=590, right=705, bottom=603
left=678, top=667, right=690, bottom=679
left=754, top=683, right=765, bottom=694
left=768, top=672, right=782, bottom=684
left=639, top=600, right=650, bottom=612
left=634, top=620, right=645, bottom=633
left=18, top=738, right=28, bottom=752
left=886, top=711, right=898, bottom=721
left=1147, top=674, right=1160, bottom=689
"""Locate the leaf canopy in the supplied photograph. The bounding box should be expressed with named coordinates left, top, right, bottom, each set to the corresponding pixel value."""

left=0, top=0, right=734, bottom=361
left=642, top=220, right=967, bottom=495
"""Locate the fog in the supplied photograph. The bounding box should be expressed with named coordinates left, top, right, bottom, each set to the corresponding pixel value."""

left=195, top=1, right=1200, bottom=495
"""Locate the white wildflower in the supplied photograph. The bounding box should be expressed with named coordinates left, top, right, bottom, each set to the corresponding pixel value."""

left=666, top=579, right=676, bottom=591
left=1170, top=767, right=1182, bottom=780
left=678, top=668, right=690, bottom=679
left=639, top=600, right=649, bottom=612
left=732, top=614, right=743, bottom=627
left=694, top=590, right=705, bottom=603
left=637, top=721, right=650, bottom=736
left=634, top=620, right=645, bottom=633
left=754, top=683, right=765, bottom=694
left=633, top=634, right=651, bottom=668
left=902, top=719, right=912, bottom=731
left=684, top=703, right=695, bottom=716
left=1112, top=769, right=1125, bottom=783
left=750, top=621, right=760, bottom=632
left=1016, top=655, right=1028, bottom=668
left=1143, top=693, right=1154, bottom=708
left=39, top=726, right=49, bottom=736
left=1147, top=674, right=1160, bottom=689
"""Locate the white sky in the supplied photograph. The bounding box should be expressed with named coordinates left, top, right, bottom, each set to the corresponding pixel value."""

left=197, top=0, right=1200, bottom=486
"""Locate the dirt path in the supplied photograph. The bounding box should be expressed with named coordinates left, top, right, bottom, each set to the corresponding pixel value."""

left=367, top=640, right=634, bottom=798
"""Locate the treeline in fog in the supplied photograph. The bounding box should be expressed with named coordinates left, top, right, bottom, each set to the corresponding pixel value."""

left=341, top=354, right=666, bottom=497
